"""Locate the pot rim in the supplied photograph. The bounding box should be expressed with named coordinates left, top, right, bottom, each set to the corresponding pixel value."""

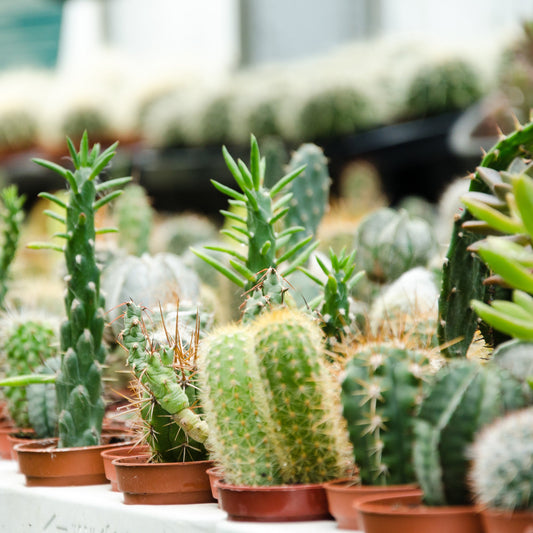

left=215, top=480, right=328, bottom=492
left=14, top=437, right=132, bottom=454
left=112, top=455, right=213, bottom=467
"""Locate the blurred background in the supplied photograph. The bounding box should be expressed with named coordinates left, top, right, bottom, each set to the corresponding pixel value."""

left=1, top=0, right=533, bottom=213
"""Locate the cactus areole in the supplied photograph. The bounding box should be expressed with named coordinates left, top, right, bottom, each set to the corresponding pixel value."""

left=31, top=132, right=131, bottom=447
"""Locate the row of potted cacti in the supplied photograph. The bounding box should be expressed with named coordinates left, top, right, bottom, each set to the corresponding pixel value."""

left=1, top=123, right=533, bottom=532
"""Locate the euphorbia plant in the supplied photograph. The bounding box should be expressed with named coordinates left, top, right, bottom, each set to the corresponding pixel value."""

left=27, top=132, right=131, bottom=447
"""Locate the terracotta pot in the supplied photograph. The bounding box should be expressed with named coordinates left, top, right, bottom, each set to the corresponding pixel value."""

left=113, top=455, right=215, bottom=505
left=323, top=478, right=421, bottom=530
left=216, top=480, right=332, bottom=522
left=206, top=466, right=223, bottom=500
left=0, top=424, right=17, bottom=460
left=100, top=444, right=150, bottom=491
left=480, top=507, right=533, bottom=533
left=356, top=493, right=483, bottom=533
left=15, top=435, right=133, bottom=487
left=6, top=429, right=35, bottom=461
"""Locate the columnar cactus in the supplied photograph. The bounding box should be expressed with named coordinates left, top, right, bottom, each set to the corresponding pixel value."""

left=470, top=407, right=533, bottom=511
left=438, top=121, right=533, bottom=356
left=29, top=131, right=131, bottom=447
left=192, top=134, right=318, bottom=294
left=199, top=307, right=353, bottom=486
left=120, top=300, right=208, bottom=461
left=341, top=342, right=437, bottom=486
left=0, top=185, right=25, bottom=309
left=413, top=359, right=527, bottom=506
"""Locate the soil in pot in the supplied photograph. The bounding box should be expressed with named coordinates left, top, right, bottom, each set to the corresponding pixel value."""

left=6, top=429, right=35, bottom=461
left=480, top=507, right=533, bottom=533
left=323, top=479, right=422, bottom=530
left=15, top=434, right=134, bottom=487
left=101, top=444, right=150, bottom=491
left=113, top=455, right=215, bottom=505
left=216, top=480, right=332, bottom=522
left=356, top=493, right=483, bottom=533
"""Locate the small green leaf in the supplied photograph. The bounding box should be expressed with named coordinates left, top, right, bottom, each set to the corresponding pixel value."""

left=472, top=299, right=533, bottom=340
left=461, top=196, right=524, bottom=234
left=38, top=192, right=67, bottom=209
left=211, top=179, right=246, bottom=202
left=190, top=248, right=246, bottom=287
left=93, top=190, right=123, bottom=211
left=270, top=164, right=306, bottom=196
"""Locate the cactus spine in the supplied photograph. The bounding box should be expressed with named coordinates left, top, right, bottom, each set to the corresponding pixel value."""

left=341, top=342, right=436, bottom=486
left=0, top=185, right=25, bottom=309
left=199, top=307, right=353, bottom=486
left=470, top=407, right=533, bottom=511
left=30, top=131, right=131, bottom=447
left=413, top=359, right=527, bottom=506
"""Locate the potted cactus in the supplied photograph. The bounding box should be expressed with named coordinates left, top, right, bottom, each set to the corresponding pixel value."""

left=11, top=132, right=133, bottom=486
left=110, top=300, right=214, bottom=504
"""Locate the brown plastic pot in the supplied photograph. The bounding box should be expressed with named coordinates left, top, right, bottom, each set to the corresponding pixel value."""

left=356, top=493, right=483, bottom=533
left=15, top=435, right=133, bottom=487
left=206, top=466, right=223, bottom=501
left=6, top=429, right=35, bottom=461
left=216, top=480, right=332, bottom=522
left=100, top=444, right=150, bottom=491
left=0, top=424, right=16, bottom=460
left=323, top=479, right=421, bottom=530
left=113, top=455, right=215, bottom=505
left=480, top=507, right=533, bottom=533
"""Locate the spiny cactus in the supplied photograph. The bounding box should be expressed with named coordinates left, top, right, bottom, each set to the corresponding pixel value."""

left=469, top=407, right=533, bottom=511
left=199, top=307, right=353, bottom=486
left=191, top=134, right=318, bottom=296
left=29, top=131, right=131, bottom=447
left=438, top=121, right=533, bottom=357
left=114, top=183, right=154, bottom=257
left=120, top=300, right=208, bottom=462
left=0, top=185, right=25, bottom=309
left=341, top=342, right=438, bottom=486
left=413, top=359, right=527, bottom=506
left=283, top=143, right=331, bottom=250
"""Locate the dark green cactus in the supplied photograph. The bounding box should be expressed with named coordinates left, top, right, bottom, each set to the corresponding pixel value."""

left=0, top=185, right=25, bottom=309
left=413, top=359, right=527, bottom=506
left=191, top=134, right=318, bottom=294
left=199, top=307, right=353, bottom=486
left=283, top=143, right=331, bottom=250
left=438, top=122, right=533, bottom=356
left=29, top=131, right=131, bottom=447
left=120, top=300, right=208, bottom=460
left=341, top=342, right=437, bottom=486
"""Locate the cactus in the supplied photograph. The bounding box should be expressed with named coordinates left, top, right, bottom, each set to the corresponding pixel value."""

left=29, top=131, right=131, bottom=448
left=469, top=407, right=533, bottom=511
left=438, top=121, right=533, bottom=357
left=413, top=359, right=527, bottom=506
left=192, top=134, right=318, bottom=295
left=1, top=315, right=59, bottom=429
left=199, top=307, right=353, bottom=486
left=0, top=185, right=25, bottom=309
left=282, top=143, right=331, bottom=250
left=114, top=183, right=154, bottom=256
left=120, top=300, right=208, bottom=462
left=341, top=342, right=437, bottom=486
left=354, top=207, right=438, bottom=284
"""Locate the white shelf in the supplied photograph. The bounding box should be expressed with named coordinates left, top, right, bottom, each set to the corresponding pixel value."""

left=0, top=460, right=351, bottom=533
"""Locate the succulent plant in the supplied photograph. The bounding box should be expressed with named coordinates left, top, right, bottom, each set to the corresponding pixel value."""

left=119, top=301, right=208, bottom=462
left=413, top=359, right=527, bottom=506
left=341, top=341, right=438, bottom=486
left=469, top=407, right=533, bottom=511
left=199, top=307, right=353, bottom=486
left=438, top=121, right=533, bottom=357
left=28, top=131, right=131, bottom=448
left=0, top=185, right=25, bottom=309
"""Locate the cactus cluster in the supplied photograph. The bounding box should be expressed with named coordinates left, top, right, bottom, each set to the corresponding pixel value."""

left=413, top=359, right=527, bottom=506
left=341, top=342, right=438, bottom=486
left=29, top=131, right=131, bottom=447
left=120, top=301, right=208, bottom=462
left=199, top=307, right=353, bottom=486
left=469, top=407, right=533, bottom=511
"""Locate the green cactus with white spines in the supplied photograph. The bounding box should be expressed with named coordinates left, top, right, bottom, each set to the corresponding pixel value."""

left=283, top=143, right=331, bottom=250
left=470, top=407, right=533, bottom=511
left=341, top=342, right=437, bottom=486
left=29, top=131, right=131, bottom=448
left=192, top=134, right=318, bottom=295
left=413, top=359, right=527, bottom=506
left=199, top=307, right=353, bottom=486
left=114, top=183, right=153, bottom=257
left=120, top=300, right=208, bottom=461
left=0, top=185, right=25, bottom=309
